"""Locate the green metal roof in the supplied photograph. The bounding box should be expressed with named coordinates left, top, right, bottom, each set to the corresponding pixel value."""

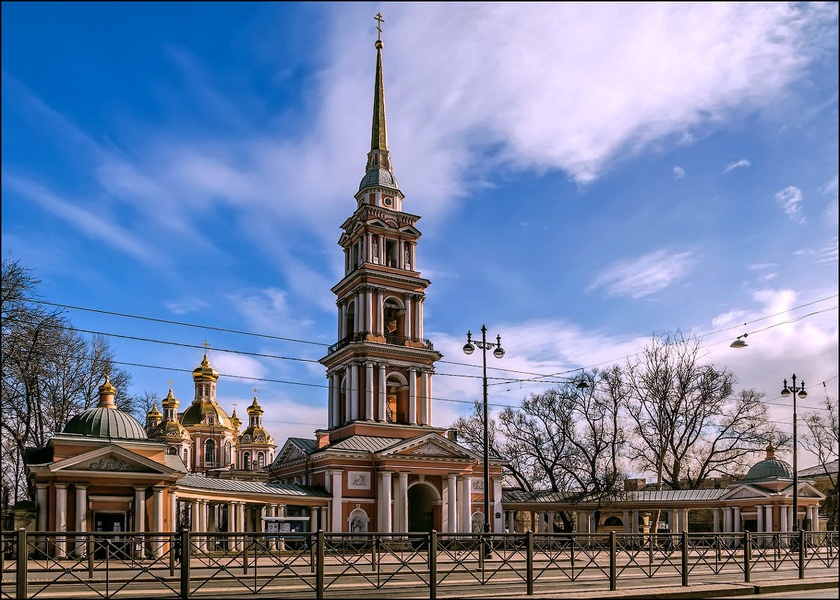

left=177, top=474, right=330, bottom=497
left=745, top=458, right=792, bottom=481
left=63, top=406, right=148, bottom=440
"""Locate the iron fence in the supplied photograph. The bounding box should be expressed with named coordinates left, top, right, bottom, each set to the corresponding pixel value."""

left=1, top=529, right=837, bottom=599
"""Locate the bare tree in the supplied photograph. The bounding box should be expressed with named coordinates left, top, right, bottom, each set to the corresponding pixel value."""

left=624, top=332, right=772, bottom=492
left=1, top=258, right=140, bottom=504
left=802, top=393, right=839, bottom=530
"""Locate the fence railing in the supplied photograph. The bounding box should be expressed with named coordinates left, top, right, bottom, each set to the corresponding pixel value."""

left=1, top=529, right=837, bottom=599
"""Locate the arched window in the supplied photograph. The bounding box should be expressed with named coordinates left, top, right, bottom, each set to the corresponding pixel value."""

left=183, top=448, right=189, bottom=466
left=258, top=452, right=265, bottom=468
left=204, top=438, right=216, bottom=466
left=604, top=516, right=623, bottom=527
left=224, top=441, right=232, bottom=465
left=166, top=446, right=178, bottom=455
left=243, top=452, right=251, bottom=471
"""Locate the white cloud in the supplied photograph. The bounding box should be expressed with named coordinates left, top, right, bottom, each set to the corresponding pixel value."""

left=722, top=159, right=751, bottom=173
left=673, top=166, right=686, bottom=180
left=775, top=186, right=806, bottom=223
left=589, top=250, right=699, bottom=299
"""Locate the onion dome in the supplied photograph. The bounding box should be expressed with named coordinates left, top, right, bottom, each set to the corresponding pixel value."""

left=745, top=444, right=793, bottom=480
left=230, top=408, right=242, bottom=432
left=64, top=376, right=148, bottom=440
left=239, top=396, right=274, bottom=445
left=180, top=401, right=233, bottom=428
left=192, top=354, right=219, bottom=382
left=149, top=389, right=191, bottom=441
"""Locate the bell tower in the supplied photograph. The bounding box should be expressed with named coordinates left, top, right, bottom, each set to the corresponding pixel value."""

left=320, top=18, right=442, bottom=440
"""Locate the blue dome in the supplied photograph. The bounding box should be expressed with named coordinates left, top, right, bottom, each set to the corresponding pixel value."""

left=359, top=167, right=400, bottom=192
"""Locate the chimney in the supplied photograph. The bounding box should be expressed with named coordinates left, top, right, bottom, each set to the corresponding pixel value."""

left=624, top=478, right=645, bottom=492
left=316, top=430, right=330, bottom=449
left=446, top=429, right=458, bottom=443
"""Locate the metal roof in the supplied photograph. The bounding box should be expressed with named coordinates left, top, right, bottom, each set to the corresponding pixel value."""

left=799, top=459, right=839, bottom=477
left=503, top=487, right=728, bottom=504
left=289, top=437, right=317, bottom=454
left=177, top=474, right=330, bottom=497
left=327, top=435, right=403, bottom=453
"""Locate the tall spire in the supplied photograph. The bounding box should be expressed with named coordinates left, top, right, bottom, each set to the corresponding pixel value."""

left=371, top=13, right=388, bottom=153
left=359, top=13, right=400, bottom=194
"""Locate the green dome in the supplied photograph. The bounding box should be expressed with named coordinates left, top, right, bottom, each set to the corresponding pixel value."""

left=64, top=406, right=148, bottom=440
left=745, top=444, right=792, bottom=480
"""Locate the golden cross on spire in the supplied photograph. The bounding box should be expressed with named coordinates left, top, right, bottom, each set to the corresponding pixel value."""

left=232, top=401, right=238, bottom=412
left=168, top=379, right=174, bottom=387
left=202, top=340, right=210, bottom=350
left=375, top=12, right=384, bottom=41
left=253, top=387, right=258, bottom=397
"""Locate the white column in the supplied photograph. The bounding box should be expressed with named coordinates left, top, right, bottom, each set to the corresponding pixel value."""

left=724, top=508, right=732, bottom=533
left=764, top=505, right=774, bottom=533
left=404, top=294, right=412, bottom=340
left=349, top=364, right=359, bottom=421
left=366, top=287, right=373, bottom=333
left=319, top=507, right=328, bottom=532
left=330, top=372, right=340, bottom=428
left=55, top=483, right=68, bottom=558
left=37, top=483, right=49, bottom=532
left=809, top=505, right=819, bottom=530
left=152, top=487, right=164, bottom=557
left=365, top=362, right=374, bottom=421
left=344, top=370, right=351, bottom=424
left=420, top=370, right=429, bottom=425
left=712, top=508, right=720, bottom=533
left=408, top=368, right=417, bottom=425
left=191, top=500, right=199, bottom=533
left=622, top=510, right=630, bottom=533
left=238, top=502, right=246, bottom=542
left=757, top=506, right=764, bottom=533
left=459, top=475, right=473, bottom=533
left=418, top=297, right=425, bottom=338
left=447, top=475, right=458, bottom=533
left=378, top=365, right=387, bottom=422
left=171, top=493, right=178, bottom=532
left=331, top=470, right=343, bottom=532
left=377, top=288, right=384, bottom=334
left=682, top=509, right=689, bottom=533
left=632, top=510, right=639, bottom=533
left=379, top=471, right=393, bottom=533
left=733, top=507, right=741, bottom=533
left=74, top=484, right=88, bottom=557
left=507, top=511, right=515, bottom=533
left=781, top=505, right=789, bottom=531
left=671, top=509, right=679, bottom=533
left=397, top=472, right=409, bottom=532
left=493, top=478, right=503, bottom=533
left=134, top=486, right=147, bottom=533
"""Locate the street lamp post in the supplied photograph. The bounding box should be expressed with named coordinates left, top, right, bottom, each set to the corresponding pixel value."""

left=781, top=374, right=808, bottom=531
left=463, top=325, right=504, bottom=536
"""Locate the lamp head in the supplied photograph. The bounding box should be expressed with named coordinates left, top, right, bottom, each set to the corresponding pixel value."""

left=493, top=347, right=505, bottom=359
left=798, top=382, right=807, bottom=399
left=730, top=333, right=748, bottom=348
left=463, top=342, right=475, bottom=355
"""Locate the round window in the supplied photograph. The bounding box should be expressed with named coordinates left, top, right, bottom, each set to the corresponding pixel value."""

left=384, top=197, right=392, bottom=206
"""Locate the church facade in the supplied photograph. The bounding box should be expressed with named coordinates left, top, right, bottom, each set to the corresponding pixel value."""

left=21, top=22, right=828, bottom=552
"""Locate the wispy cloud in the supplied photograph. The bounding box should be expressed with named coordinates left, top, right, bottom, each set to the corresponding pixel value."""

left=775, top=186, right=806, bottom=223
left=589, top=250, right=699, bottom=299
left=673, top=166, right=686, bottom=180
left=722, top=159, right=751, bottom=173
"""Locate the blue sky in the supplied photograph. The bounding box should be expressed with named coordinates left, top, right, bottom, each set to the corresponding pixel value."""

left=2, top=3, right=838, bottom=471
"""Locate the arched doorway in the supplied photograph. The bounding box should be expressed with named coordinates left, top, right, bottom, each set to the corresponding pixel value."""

left=407, top=483, right=436, bottom=532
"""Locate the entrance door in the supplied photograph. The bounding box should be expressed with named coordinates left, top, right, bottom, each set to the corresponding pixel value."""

left=94, top=512, right=127, bottom=558
left=407, top=484, right=435, bottom=532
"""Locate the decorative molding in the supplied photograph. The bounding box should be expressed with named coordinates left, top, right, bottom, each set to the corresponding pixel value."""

left=347, top=471, right=371, bottom=490
left=410, top=442, right=450, bottom=457
left=88, top=457, right=136, bottom=472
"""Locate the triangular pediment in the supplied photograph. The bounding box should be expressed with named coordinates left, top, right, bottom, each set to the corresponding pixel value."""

left=52, top=445, right=174, bottom=476
left=721, top=484, right=773, bottom=500
left=273, top=438, right=311, bottom=466
left=379, top=433, right=482, bottom=461
left=797, top=483, right=826, bottom=499
left=398, top=225, right=421, bottom=236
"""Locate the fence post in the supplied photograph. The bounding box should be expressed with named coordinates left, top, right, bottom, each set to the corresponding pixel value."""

left=316, top=530, right=324, bottom=600
left=798, top=529, right=805, bottom=579
left=743, top=531, right=751, bottom=584
left=429, top=531, right=437, bottom=600
left=526, top=531, right=534, bottom=596
left=180, top=529, right=190, bottom=600
left=681, top=531, right=689, bottom=587
left=243, top=535, right=248, bottom=575
left=609, top=531, right=617, bottom=591
left=16, top=528, right=27, bottom=600
left=88, top=535, right=94, bottom=579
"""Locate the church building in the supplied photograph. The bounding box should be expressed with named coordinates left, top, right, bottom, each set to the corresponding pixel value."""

left=265, top=26, right=505, bottom=535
